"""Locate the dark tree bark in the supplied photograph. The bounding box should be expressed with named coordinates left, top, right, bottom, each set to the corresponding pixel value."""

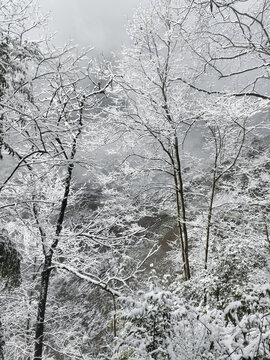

left=33, top=256, right=52, bottom=360
left=0, top=319, right=4, bottom=360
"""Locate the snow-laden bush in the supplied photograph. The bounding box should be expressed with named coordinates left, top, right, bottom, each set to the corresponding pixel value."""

left=113, top=284, right=270, bottom=360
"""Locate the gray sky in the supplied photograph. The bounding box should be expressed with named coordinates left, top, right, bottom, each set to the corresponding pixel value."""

left=39, top=0, right=147, bottom=53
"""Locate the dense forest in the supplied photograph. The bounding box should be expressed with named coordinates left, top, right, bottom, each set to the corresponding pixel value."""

left=0, top=0, right=270, bottom=359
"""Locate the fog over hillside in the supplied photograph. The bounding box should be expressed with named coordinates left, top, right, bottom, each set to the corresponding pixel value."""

left=39, top=0, right=149, bottom=52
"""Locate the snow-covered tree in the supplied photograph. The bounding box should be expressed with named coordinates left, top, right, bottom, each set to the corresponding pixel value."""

left=1, top=0, right=270, bottom=358
left=110, top=0, right=268, bottom=283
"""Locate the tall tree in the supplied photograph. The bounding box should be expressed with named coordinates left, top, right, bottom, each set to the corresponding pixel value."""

left=111, top=0, right=267, bottom=282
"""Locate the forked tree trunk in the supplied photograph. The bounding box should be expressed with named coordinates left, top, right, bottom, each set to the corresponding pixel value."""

left=33, top=103, right=82, bottom=359
left=33, top=168, right=74, bottom=359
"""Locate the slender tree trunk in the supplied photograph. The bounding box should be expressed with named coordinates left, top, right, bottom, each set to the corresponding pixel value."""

left=204, top=173, right=217, bottom=270
left=0, top=113, right=4, bottom=160
left=26, top=256, right=39, bottom=360
left=204, top=127, right=219, bottom=272
left=33, top=100, right=83, bottom=360
left=0, top=319, right=4, bottom=360
left=174, top=136, right=190, bottom=280
left=33, top=255, right=52, bottom=360
left=33, top=170, right=73, bottom=359
left=264, top=217, right=269, bottom=245
left=173, top=171, right=186, bottom=278
left=112, top=294, right=117, bottom=338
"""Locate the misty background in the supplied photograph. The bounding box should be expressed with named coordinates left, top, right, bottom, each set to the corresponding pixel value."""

left=38, top=0, right=148, bottom=53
